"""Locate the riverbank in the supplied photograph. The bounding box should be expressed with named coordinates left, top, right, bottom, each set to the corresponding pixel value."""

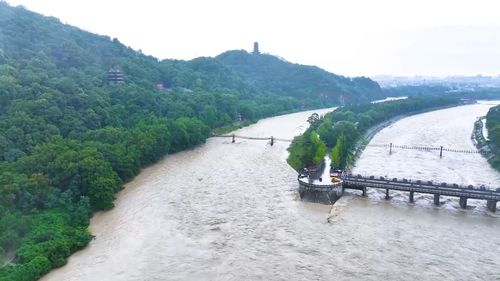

left=484, top=104, right=500, bottom=172
left=472, top=116, right=494, bottom=159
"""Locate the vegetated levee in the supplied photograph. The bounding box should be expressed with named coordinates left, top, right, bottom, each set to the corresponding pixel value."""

left=485, top=104, right=500, bottom=171
left=0, top=3, right=386, bottom=281
left=286, top=96, right=462, bottom=174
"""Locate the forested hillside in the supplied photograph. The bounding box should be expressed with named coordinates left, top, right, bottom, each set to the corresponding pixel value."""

left=217, top=50, right=384, bottom=103
left=0, top=3, right=384, bottom=280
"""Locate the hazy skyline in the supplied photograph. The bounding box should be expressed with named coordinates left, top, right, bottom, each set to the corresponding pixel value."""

left=5, top=0, right=500, bottom=77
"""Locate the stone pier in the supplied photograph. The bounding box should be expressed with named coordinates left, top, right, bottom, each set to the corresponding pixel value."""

left=433, top=194, right=440, bottom=206
left=459, top=197, right=468, bottom=209
left=487, top=200, right=497, bottom=212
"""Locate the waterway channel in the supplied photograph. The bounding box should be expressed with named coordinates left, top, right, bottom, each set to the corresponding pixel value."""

left=42, top=104, right=500, bottom=281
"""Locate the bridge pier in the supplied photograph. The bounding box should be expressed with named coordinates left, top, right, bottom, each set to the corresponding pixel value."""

left=433, top=194, right=440, bottom=206
left=459, top=197, right=468, bottom=209
left=362, top=187, right=367, bottom=197
left=487, top=200, right=497, bottom=212
left=270, top=136, right=274, bottom=146
left=385, top=188, right=390, bottom=200
left=439, top=146, right=443, bottom=158
left=409, top=191, right=414, bottom=203
left=232, top=134, right=235, bottom=143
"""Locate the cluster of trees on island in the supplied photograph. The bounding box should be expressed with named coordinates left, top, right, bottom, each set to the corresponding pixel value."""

left=287, top=96, right=462, bottom=173
left=0, top=3, right=385, bottom=280
left=486, top=105, right=500, bottom=171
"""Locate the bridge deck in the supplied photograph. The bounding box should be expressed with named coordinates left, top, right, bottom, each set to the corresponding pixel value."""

left=343, top=176, right=500, bottom=201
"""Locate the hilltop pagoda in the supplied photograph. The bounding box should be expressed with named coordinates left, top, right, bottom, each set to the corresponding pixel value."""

left=253, top=42, right=260, bottom=55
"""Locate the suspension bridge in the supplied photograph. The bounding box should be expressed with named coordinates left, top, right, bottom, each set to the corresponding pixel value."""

left=215, top=134, right=292, bottom=145
left=367, top=143, right=479, bottom=156
left=216, top=134, right=480, bottom=156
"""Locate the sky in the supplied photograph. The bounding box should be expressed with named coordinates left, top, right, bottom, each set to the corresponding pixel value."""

left=5, top=0, right=500, bottom=77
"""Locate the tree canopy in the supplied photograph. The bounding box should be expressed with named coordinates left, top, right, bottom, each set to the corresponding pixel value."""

left=486, top=105, right=500, bottom=171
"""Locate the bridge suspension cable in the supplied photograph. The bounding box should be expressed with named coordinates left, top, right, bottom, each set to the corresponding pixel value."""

left=215, top=134, right=293, bottom=142
left=368, top=143, right=479, bottom=154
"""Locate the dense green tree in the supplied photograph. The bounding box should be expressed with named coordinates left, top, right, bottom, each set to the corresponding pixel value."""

left=331, top=135, right=351, bottom=169
left=486, top=105, right=500, bottom=171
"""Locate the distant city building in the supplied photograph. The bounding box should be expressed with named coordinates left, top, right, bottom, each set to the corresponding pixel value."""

left=107, top=68, right=124, bottom=84
left=253, top=42, right=260, bottom=55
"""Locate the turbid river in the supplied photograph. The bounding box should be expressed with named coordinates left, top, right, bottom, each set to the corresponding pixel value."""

left=42, top=103, right=500, bottom=281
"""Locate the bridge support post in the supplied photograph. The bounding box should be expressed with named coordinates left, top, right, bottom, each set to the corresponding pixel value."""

left=362, top=187, right=367, bottom=197
left=385, top=188, right=390, bottom=200
left=389, top=143, right=392, bottom=155
left=409, top=191, right=414, bottom=203
left=487, top=200, right=497, bottom=212
left=433, top=194, right=440, bottom=206
left=459, top=197, right=468, bottom=209
left=439, top=146, right=443, bottom=158
left=232, top=134, right=235, bottom=143
left=270, top=136, right=274, bottom=146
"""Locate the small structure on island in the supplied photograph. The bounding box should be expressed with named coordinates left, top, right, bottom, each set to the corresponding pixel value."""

left=253, top=42, right=260, bottom=55
left=155, top=82, right=166, bottom=90
left=107, top=68, right=124, bottom=84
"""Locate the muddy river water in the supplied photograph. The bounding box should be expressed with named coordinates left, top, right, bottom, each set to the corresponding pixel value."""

left=42, top=103, right=500, bottom=281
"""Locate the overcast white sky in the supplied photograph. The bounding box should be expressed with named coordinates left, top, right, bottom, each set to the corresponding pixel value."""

left=5, top=0, right=500, bottom=77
